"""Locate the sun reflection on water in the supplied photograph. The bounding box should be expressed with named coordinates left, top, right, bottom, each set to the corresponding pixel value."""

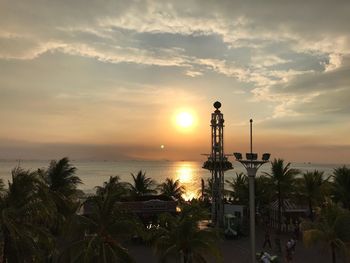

left=174, top=162, right=199, bottom=201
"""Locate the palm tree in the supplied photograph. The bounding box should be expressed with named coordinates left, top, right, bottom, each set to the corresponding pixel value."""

left=60, top=189, right=136, bottom=262
left=264, top=158, right=299, bottom=232
left=255, top=175, right=274, bottom=212
left=153, top=204, right=222, bottom=263
left=332, top=166, right=350, bottom=210
left=42, top=158, right=82, bottom=228
left=96, top=175, right=129, bottom=199
left=158, top=178, right=185, bottom=200
left=202, top=178, right=213, bottom=200
left=0, top=167, right=54, bottom=262
left=297, top=170, right=330, bottom=221
left=0, top=178, right=4, bottom=193
left=39, top=158, right=83, bottom=261
left=129, top=170, right=157, bottom=197
left=44, top=157, right=82, bottom=198
left=302, top=201, right=350, bottom=263
left=225, top=172, right=248, bottom=205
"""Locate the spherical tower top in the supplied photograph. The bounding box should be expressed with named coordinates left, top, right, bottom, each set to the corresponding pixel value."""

left=213, top=101, right=221, bottom=109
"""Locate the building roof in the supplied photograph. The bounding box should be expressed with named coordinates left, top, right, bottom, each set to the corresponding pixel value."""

left=270, top=199, right=307, bottom=213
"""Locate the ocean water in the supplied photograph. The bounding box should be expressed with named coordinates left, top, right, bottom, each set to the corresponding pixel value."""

left=0, top=160, right=344, bottom=199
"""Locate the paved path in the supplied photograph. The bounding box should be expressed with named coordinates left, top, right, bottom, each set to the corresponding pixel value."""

left=127, top=227, right=338, bottom=263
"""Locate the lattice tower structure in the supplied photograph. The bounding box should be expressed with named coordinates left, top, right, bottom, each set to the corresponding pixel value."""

left=202, top=101, right=233, bottom=227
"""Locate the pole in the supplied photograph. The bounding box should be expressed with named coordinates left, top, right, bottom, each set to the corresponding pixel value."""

left=249, top=119, right=255, bottom=263
left=250, top=119, right=253, bottom=154
left=248, top=168, right=256, bottom=263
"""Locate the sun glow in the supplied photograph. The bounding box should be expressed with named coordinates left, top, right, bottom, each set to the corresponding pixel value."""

left=176, top=112, right=194, bottom=128
left=175, top=162, right=199, bottom=201
left=177, top=166, right=192, bottom=183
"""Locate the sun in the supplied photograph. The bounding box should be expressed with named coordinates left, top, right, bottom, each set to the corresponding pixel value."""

left=176, top=112, right=194, bottom=128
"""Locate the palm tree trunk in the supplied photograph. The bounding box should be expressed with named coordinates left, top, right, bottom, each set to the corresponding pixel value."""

left=183, top=252, right=188, bottom=263
left=2, top=230, right=9, bottom=263
left=308, top=198, right=314, bottom=221
left=278, top=182, right=282, bottom=233
left=331, top=244, right=336, bottom=263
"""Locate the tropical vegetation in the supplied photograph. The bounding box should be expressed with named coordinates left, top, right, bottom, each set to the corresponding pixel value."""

left=129, top=170, right=157, bottom=197
left=158, top=178, right=185, bottom=200
left=302, top=201, right=350, bottom=263
left=152, top=203, right=221, bottom=263
left=263, top=158, right=300, bottom=232
left=1, top=157, right=350, bottom=262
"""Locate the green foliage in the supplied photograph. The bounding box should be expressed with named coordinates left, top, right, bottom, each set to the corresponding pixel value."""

left=296, top=170, right=330, bottom=220
left=332, top=166, right=350, bottom=209
left=129, top=170, right=157, bottom=196
left=201, top=178, right=213, bottom=200
left=152, top=204, right=222, bottom=263
left=44, top=157, right=82, bottom=197
left=96, top=175, right=129, bottom=199
left=60, top=189, right=136, bottom=262
left=302, top=201, right=350, bottom=263
left=264, top=158, right=300, bottom=232
left=225, top=172, right=248, bottom=205
left=0, top=167, right=55, bottom=262
left=255, top=175, right=274, bottom=211
left=158, top=178, right=185, bottom=200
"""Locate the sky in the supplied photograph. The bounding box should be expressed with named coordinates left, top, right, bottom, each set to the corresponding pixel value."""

left=0, top=0, right=350, bottom=163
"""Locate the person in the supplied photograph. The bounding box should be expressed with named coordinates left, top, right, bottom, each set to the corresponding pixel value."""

left=290, top=237, right=296, bottom=253
left=260, top=251, right=272, bottom=263
left=285, top=240, right=293, bottom=263
left=263, top=229, right=272, bottom=249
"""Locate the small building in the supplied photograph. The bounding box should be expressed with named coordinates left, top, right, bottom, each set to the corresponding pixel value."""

left=81, top=195, right=178, bottom=224
left=268, top=199, right=308, bottom=231
left=224, top=203, right=246, bottom=223
left=118, top=195, right=177, bottom=219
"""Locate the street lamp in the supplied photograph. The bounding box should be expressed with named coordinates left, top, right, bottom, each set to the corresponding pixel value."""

left=233, top=119, right=270, bottom=263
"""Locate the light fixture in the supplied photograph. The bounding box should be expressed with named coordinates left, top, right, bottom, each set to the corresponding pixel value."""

left=246, top=153, right=258, bottom=161
left=262, top=153, right=271, bottom=161
left=233, top=152, right=242, bottom=160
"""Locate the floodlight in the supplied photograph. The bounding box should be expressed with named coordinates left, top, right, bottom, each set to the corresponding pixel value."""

left=246, top=153, right=258, bottom=160
left=262, top=153, right=271, bottom=161
left=233, top=152, right=242, bottom=160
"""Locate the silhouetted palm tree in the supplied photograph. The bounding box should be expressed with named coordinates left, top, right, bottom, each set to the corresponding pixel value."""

left=202, top=178, right=213, bottom=200
left=61, top=190, right=136, bottom=262
left=129, top=170, right=156, bottom=196
left=255, top=175, right=274, bottom=212
left=39, top=158, right=83, bottom=261
left=0, top=178, right=4, bottom=193
left=297, top=170, right=330, bottom=221
left=302, top=201, right=350, bottom=263
left=96, top=175, right=129, bottom=199
left=158, top=178, right=185, bottom=200
left=225, top=172, right=248, bottom=204
left=153, top=204, right=221, bottom=263
left=264, top=159, right=299, bottom=232
left=0, top=167, right=54, bottom=262
left=44, top=157, right=82, bottom=198
left=332, top=166, right=350, bottom=210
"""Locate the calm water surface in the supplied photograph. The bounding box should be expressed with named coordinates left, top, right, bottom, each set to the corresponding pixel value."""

left=0, top=160, right=345, bottom=199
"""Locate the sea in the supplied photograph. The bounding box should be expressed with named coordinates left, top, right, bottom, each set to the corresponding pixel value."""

left=0, top=160, right=345, bottom=200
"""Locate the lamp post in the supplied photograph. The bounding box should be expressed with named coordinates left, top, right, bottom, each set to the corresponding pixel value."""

left=233, top=119, right=270, bottom=263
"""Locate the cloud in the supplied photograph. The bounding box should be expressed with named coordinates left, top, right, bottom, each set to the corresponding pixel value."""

left=324, top=53, right=343, bottom=72
left=185, top=70, right=203, bottom=77
left=1, top=0, right=350, bottom=160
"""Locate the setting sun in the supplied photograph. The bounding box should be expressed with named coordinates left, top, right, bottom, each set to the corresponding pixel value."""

left=176, top=112, right=194, bottom=128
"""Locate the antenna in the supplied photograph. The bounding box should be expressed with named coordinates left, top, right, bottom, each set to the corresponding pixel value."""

left=250, top=119, right=253, bottom=155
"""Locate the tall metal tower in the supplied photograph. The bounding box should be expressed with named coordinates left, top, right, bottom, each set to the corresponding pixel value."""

left=203, top=101, right=233, bottom=227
